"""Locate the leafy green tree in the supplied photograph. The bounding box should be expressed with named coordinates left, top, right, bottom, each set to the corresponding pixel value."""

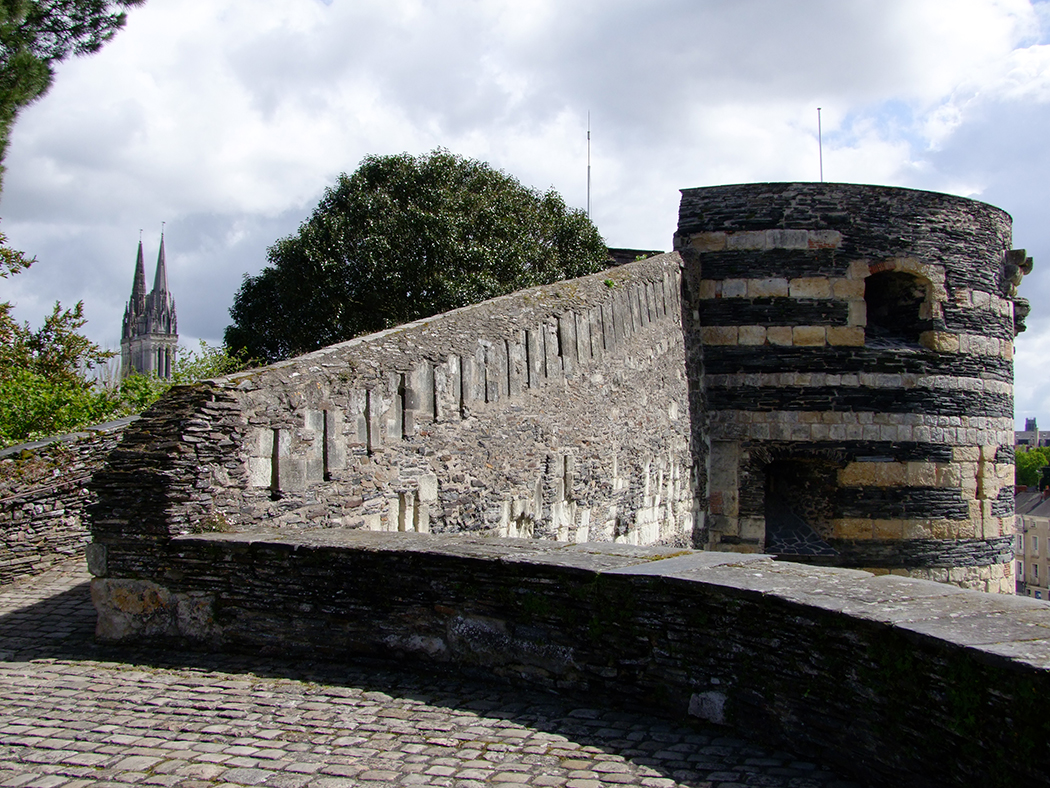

left=0, top=0, right=145, bottom=185
left=0, top=366, right=114, bottom=443
left=225, top=149, right=608, bottom=364
left=1016, top=447, right=1050, bottom=488
left=0, top=331, right=251, bottom=447
left=168, top=339, right=249, bottom=385
left=0, top=293, right=118, bottom=446
left=0, top=1, right=147, bottom=445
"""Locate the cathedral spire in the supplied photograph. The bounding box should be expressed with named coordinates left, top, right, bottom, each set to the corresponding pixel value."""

left=131, top=239, right=147, bottom=310
left=152, top=230, right=168, bottom=296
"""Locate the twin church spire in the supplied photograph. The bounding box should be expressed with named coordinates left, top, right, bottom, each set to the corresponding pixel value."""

left=121, top=233, right=178, bottom=379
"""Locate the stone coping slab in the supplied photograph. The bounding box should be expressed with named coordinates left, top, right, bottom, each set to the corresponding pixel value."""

left=176, top=530, right=1050, bottom=668
left=0, top=415, right=139, bottom=458
left=180, top=529, right=725, bottom=572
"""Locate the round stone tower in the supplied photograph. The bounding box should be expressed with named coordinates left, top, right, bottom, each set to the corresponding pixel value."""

left=675, top=183, right=1031, bottom=593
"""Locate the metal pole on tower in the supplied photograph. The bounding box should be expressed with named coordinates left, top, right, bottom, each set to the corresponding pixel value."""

left=817, top=107, right=824, bottom=183
left=587, top=112, right=591, bottom=219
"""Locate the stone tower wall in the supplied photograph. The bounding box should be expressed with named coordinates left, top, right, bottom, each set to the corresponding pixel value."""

left=676, top=183, right=1020, bottom=592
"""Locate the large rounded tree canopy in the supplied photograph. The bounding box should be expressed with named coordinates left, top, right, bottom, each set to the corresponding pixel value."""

left=225, top=149, right=608, bottom=364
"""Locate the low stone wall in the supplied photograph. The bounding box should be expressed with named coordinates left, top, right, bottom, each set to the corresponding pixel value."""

left=90, top=531, right=1050, bottom=788
left=91, top=255, right=700, bottom=553
left=0, top=420, right=133, bottom=585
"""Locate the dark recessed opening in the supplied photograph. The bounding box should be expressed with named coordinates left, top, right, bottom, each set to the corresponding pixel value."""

left=864, top=270, right=927, bottom=345
left=764, top=459, right=838, bottom=557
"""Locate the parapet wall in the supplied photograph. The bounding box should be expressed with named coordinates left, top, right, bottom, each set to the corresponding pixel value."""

left=0, top=421, right=132, bottom=584
left=91, top=531, right=1050, bottom=788
left=90, top=254, right=699, bottom=573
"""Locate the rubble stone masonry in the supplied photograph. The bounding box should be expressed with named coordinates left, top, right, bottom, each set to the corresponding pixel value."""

left=0, top=423, right=130, bottom=584
left=90, top=255, right=698, bottom=581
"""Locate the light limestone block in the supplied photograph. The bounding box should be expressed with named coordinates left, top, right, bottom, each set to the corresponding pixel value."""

left=739, top=517, right=765, bottom=540
left=808, top=230, right=843, bottom=249
left=747, top=278, right=789, bottom=298
left=848, top=300, right=867, bottom=326
left=766, top=326, right=793, bottom=345
left=738, top=326, right=767, bottom=345
left=789, top=277, right=832, bottom=298
left=726, top=231, right=767, bottom=250
left=544, top=319, right=563, bottom=380
left=699, top=279, right=719, bottom=299
left=691, top=232, right=726, bottom=252
left=558, top=314, right=578, bottom=378
left=847, top=259, right=870, bottom=279
left=839, top=462, right=906, bottom=487
left=702, top=326, right=739, bottom=345
left=434, top=358, right=461, bottom=422
left=832, top=518, right=873, bottom=540
left=831, top=278, right=865, bottom=299
left=766, top=229, right=809, bottom=249
left=254, top=428, right=274, bottom=458
left=873, top=519, right=904, bottom=539
left=906, top=462, right=937, bottom=487
left=248, top=457, right=271, bottom=488
left=827, top=327, right=864, bottom=346
left=792, top=326, right=826, bottom=346
left=574, top=313, right=591, bottom=365
left=903, top=520, right=934, bottom=539
left=722, top=279, right=748, bottom=298
left=508, top=333, right=527, bottom=396
left=281, top=457, right=308, bottom=492
left=921, top=331, right=960, bottom=353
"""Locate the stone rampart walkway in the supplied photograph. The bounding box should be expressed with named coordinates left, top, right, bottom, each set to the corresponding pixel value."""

left=0, top=560, right=861, bottom=788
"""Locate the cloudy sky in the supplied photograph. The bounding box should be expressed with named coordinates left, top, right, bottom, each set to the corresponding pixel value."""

left=2, top=0, right=1049, bottom=426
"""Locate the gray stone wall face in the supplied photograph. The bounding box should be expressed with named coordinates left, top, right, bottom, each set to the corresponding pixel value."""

left=676, top=183, right=1021, bottom=591
left=90, top=254, right=699, bottom=577
left=0, top=429, right=126, bottom=584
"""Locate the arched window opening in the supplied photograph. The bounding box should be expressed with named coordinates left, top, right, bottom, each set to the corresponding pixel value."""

left=764, top=459, right=838, bottom=557
left=864, top=270, right=928, bottom=345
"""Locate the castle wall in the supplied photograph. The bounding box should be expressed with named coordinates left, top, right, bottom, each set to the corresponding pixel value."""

left=676, top=183, right=1020, bottom=592
left=90, top=254, right=699, bottom=579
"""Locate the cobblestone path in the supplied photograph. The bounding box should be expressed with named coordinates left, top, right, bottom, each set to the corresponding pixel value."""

left=0, top=560, right=862, bottom=788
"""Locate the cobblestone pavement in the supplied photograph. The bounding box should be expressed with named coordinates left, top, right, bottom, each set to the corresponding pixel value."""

left=0, top=560, right=863, bottom=788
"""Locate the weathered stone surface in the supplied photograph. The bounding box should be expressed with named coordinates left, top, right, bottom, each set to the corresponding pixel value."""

left=0, top=421, right=132, bottom=585
left=90, top=256, right=697, bottom=558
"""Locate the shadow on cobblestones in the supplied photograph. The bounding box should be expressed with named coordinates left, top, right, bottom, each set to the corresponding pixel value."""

left=0, top=564, right=865, bottom=788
